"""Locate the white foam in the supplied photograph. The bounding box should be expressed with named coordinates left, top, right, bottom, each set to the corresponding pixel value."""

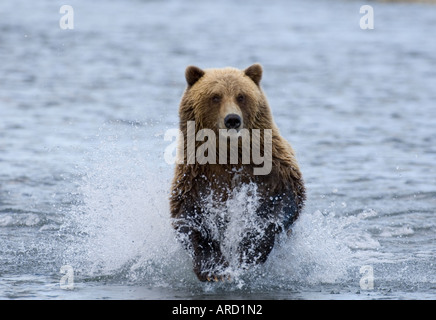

left=379, top=226, right=414, bottom=238
left=0, top=213, right=41, bottom=227
left=60, top=131, right=189, bottom=283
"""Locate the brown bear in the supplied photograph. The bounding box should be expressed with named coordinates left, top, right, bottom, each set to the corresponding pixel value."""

left=170, top=64, right=305, bottom=282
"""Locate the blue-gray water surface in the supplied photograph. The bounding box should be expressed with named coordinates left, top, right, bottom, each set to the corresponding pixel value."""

left=0, top=0, right=435, bottom=300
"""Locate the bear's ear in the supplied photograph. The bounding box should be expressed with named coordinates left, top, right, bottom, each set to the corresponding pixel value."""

left=244, top=63, right=263, bottom=86
left=185, top=66, right=205, bottom=87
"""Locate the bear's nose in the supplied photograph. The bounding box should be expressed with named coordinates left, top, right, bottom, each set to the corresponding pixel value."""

left=224, top=114, right=242, bottom=129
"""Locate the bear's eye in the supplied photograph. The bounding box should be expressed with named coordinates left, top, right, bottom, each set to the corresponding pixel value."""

left=211, top=94, right=221, bottom=103
left=236, top=94, right=245, bottom=103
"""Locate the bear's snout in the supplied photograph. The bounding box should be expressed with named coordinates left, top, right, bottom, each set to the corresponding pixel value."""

left=224, top=114, right=242, bottom=130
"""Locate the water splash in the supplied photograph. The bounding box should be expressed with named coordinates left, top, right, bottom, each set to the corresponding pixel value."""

left=59, top=126, right=381, bottom=291
left=59, top=127, right=189, bottom=284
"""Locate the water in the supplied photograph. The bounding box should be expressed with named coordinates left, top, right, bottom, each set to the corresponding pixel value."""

left=1, top=0, right=435, bottom=300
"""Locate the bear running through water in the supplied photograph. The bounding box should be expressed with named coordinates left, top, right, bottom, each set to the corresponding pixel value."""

left=170, top=64, right=305, bottom=281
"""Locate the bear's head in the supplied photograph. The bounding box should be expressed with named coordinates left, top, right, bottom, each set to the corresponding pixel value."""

left=179, top=64, right=274, bottom=134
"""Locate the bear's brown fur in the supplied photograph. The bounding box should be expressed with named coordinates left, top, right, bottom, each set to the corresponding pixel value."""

left=170, top=64, right=305, bottom=281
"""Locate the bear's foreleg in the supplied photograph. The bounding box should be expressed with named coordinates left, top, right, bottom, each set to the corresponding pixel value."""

left=238, top=190, right=298, bottom=266
left=238, top=222, right=277, bottom=266
left=191, top=230, right=229, bottom=281
left=173, top=215, right=229, bottom=282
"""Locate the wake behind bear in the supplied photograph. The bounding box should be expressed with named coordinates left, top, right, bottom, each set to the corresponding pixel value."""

left=170, top=64, right=305, bottom=282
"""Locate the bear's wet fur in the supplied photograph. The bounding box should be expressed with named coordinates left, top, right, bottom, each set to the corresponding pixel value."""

left=170, top=64, right=305, bottom=281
